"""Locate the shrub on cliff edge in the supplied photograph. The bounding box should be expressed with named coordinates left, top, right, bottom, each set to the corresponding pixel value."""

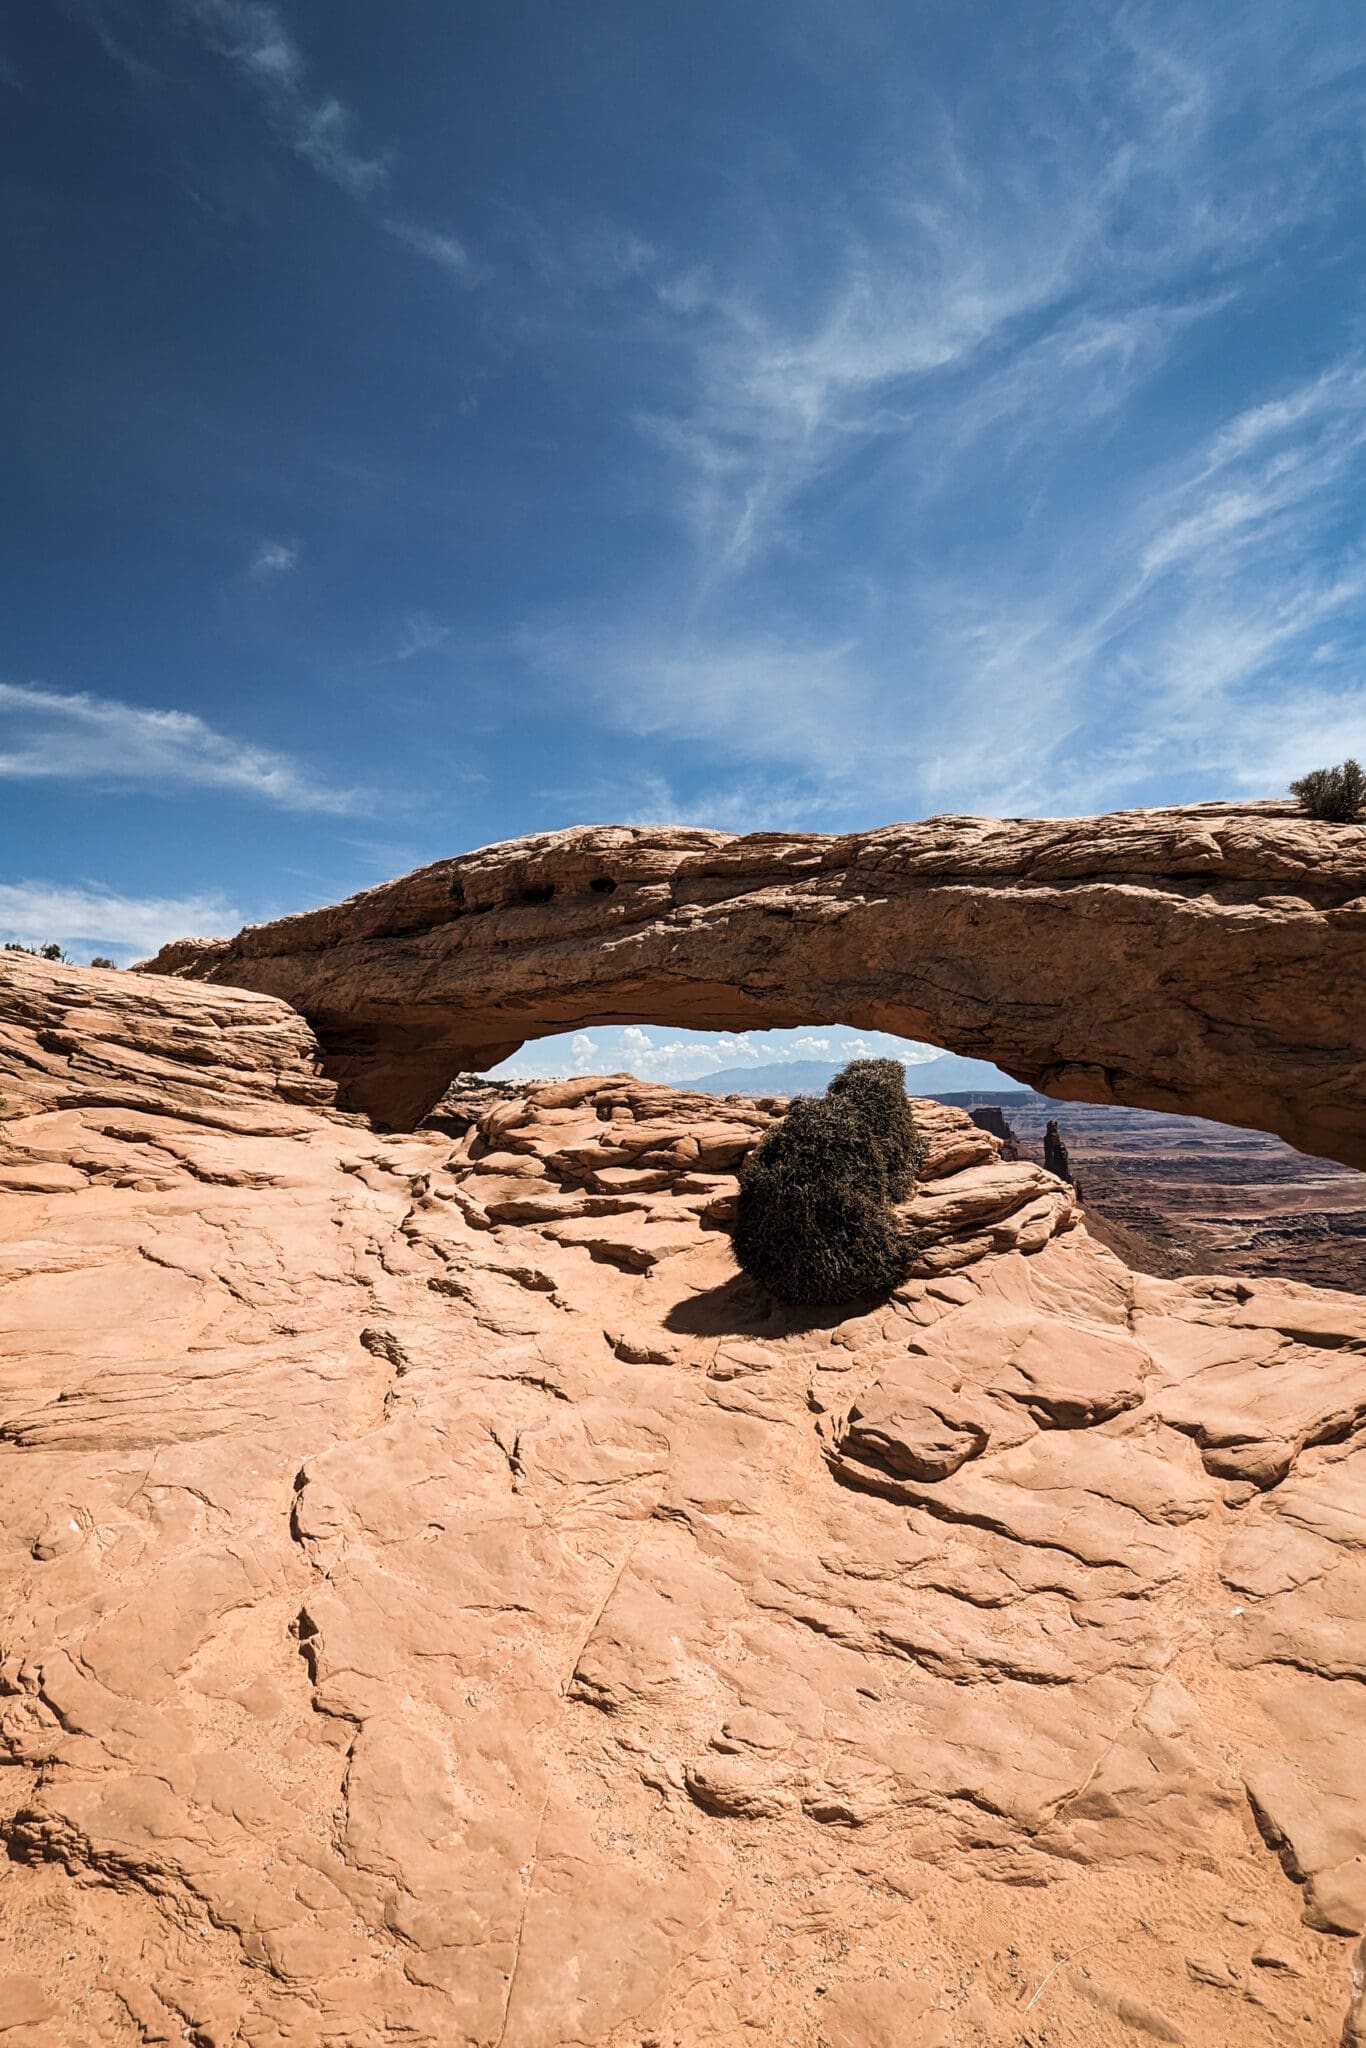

left=732, top=1059, right=925, bottom=1306
left=1290, top=759, right=1365, bottom=823
left=827, top=1055, right=927, bottom=1198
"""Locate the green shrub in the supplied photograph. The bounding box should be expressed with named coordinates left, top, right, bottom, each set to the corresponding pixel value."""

left=1290, top=758, right=1365, bottom=823
left=89, top=956, right=117, bottom=969
left=732, top=1059, right=925, bottom=1306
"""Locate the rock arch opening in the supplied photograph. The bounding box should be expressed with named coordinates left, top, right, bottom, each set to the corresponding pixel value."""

left=441, top=1025, right=1366, bottom=1300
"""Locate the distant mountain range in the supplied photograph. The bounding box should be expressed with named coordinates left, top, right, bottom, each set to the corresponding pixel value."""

left=693, top=1051, right=1027, bottom=1098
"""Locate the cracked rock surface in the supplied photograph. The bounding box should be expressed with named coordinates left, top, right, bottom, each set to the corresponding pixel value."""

left=2, top=952, right=1365, bottom=2046
left=141, top=804, right=1366, bottom=1165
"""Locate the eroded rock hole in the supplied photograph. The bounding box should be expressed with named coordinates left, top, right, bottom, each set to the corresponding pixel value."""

left=590, top=876, right=618, bottom=894
left=291, top=1607, right=321, bottom=1682
left=521, top=883, right=556, bottom=904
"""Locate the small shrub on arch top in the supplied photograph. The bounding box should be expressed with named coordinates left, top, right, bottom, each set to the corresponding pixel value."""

left=732, top=1059, right=926, bottom=1306
left=1290, top=758, right=1365, bottom=823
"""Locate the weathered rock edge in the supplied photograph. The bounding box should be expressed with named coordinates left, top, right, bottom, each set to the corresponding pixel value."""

left=143, top=803, right=1366, bottom=1162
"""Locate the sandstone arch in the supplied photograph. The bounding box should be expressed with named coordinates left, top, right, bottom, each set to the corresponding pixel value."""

left=145, top=804, right=1366, bottom=1166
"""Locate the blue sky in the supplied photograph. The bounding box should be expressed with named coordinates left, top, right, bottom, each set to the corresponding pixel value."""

left=3, top=2, right=1366, bottom=1081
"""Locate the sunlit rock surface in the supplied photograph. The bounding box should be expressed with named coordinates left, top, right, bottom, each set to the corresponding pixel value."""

left=2, top=952, right=1365, bottom=2045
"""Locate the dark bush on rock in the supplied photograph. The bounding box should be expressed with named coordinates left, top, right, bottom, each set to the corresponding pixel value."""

left=732, top=1059, right=924, bottom=1305
left=1290, top=759, right=1365, bottom=823
left=827, top=1056, right=927, bottom=1199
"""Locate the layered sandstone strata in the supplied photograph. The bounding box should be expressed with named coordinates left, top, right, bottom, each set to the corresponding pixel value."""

left=2, top=953, right=1365, bottom=2045
left=142, top=803, right=1366, bottom=1166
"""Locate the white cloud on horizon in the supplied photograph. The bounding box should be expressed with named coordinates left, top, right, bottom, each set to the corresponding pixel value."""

left=0, top=880, right=240, bottom=961
left=0, top=681, right=362, bottom=813
left=493, top=1023, right=955, bottom=1086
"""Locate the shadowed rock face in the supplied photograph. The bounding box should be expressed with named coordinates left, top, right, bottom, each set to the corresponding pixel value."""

left=142, top=803, right=1366, bottom=1164
left=3, top=951, right=1365, bottom=2044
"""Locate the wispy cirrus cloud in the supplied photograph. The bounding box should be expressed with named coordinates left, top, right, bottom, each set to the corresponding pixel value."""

left=521, top=336, right=1366, bottom=824
left=172, top=3, right=482, bottom=278
left=381, top=219, right=476, bottom=281
left=1137, top=364, right=1366, bottom=586
left=927, top=362, right=1366, bottom=812
left=246, top=536, right=298, bottom=578
left=521, top=625, right=899, bottom=816
left=504, top=209, right=656, bottom=295
left=0, top=682, right=361, bottom=813
left=531, top=758, right=845, bottom=835
left=0, top=880, right=240, bottom=960
left=179, top=0, right=386, bottom=195
left=505, top=9, right=1366, bottom=830
left=387, top=612, right=451, bottom=661
left=45, top=0, right=1366, bottom=856
left=638, top=15, right=1364, bottom=584
left=54, top=0, right=161, bottom=83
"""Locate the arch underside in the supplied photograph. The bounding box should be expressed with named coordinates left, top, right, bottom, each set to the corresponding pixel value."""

left=142, top=812, right=1366, bottom=1168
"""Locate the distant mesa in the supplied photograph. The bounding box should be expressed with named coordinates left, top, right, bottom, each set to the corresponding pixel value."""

left=695, top=1051, right=1021, bottom=1097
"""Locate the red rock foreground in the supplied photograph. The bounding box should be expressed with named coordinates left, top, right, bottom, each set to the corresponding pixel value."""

left=2, top=952, right=1366, bottom=2046
left=144, top=804, right=1366, bottom=1166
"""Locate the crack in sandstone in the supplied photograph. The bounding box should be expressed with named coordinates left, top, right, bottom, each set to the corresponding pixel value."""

left=496, top=1519, right=656, bottom=2046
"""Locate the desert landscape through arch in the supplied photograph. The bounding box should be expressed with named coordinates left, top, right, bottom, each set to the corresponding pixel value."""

left=146, top=803, right=1366, bottom=1165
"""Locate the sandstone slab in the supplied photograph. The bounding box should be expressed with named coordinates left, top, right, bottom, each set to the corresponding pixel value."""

left=2, top=955, right=1365, bottom=2044
left=142, top=804, right=1366, bottom=1164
